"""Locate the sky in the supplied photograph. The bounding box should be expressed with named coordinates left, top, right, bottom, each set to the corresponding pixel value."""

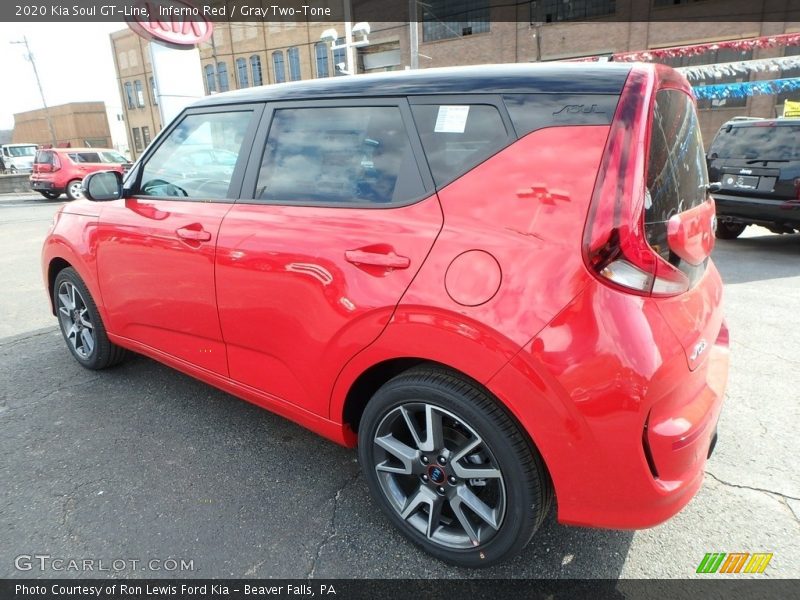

left=0, top=22, right=126, bottom=141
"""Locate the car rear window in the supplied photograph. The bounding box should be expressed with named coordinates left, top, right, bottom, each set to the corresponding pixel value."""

left=410, top=103, right=510, bottom=188
left=709, top=123, right=800, bottom=160
left=35, top=151, right=54, bottom=165
left=645, top=89, right=708, bottom=282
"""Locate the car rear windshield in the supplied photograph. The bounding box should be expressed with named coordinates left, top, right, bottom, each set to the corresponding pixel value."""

left=709, top=123, right=800, bottom=160
left=645, top=89, right=708, bottom=283
left=35, top=151, right=54, bottom=165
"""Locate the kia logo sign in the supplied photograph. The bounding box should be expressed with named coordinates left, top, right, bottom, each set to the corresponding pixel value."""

left=127, top=0, right=213, bottom=48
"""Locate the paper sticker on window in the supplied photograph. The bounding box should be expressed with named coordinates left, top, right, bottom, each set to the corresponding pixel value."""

left=434, top=105, right=470, bottom=133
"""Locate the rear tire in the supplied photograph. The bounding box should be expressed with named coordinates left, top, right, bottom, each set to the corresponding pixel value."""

left=358, top=366, right=551, bottom=567
left=715, top=221, right=746, bottom=239
left=54, top=267, right=127, bottom=370
left=39, top=191, right=60, bottom=200
left=65, top=179, right=83, bottom=201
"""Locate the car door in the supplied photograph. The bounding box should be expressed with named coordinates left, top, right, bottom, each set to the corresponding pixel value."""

left=215, top=100, right=442, bottom=416
left=96, top=105, right=263, bottom=376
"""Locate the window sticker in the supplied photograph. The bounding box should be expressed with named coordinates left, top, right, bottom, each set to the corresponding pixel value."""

left=434, top=105, right=470, bottom=133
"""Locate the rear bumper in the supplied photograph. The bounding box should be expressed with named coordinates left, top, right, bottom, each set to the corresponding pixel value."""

left=30, top=179, right=64, bottom=193
left=713, top=192, right=800, bottom=227
left=488, top=275, right=728, bottom=530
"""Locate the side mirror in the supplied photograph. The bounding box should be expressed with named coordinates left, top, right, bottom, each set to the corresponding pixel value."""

left=83, top=171, right=123, bottom=201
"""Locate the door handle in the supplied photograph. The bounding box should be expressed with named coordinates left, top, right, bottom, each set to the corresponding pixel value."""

left=176, top=226, right=212, bottom=242
left=345, top=249, right=410, bottom=270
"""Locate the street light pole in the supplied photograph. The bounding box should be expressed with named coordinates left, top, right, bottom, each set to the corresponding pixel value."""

left=11, top=36, right=58, bottom=147
left=409, top=0, right=419, bottom=70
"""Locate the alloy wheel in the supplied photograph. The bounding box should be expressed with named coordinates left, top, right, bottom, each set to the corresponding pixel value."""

left=68, top=181, right=83, bottom=199
left=372, top=402, right=506, bottom=549
left=57, top=281, right=95, bottom=359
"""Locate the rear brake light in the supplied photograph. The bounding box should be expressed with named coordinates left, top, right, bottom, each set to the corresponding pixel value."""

left=582, top=66, right=689, bottom=297
left=53, top=154, right=61, bottom=172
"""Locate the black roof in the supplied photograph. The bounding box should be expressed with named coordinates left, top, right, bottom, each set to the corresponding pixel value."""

left=191, top=63, right=633, bottom=108
left=726, top=118, right=800, bottom=128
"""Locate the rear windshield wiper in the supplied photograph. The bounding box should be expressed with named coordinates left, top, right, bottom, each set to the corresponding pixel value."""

left=744, top=159, right=790, bottom=163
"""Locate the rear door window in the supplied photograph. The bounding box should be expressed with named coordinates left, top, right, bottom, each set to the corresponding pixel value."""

left=410, top=103, right=510, bottom=188
left=68, top=152, right=102, bottom=163
left=709, top=123, right=800, bottom=160
left=254, top=105, right=426, bottom=205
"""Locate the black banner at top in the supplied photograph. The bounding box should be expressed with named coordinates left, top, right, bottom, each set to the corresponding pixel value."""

left=1, top=0, right=799, bottom=23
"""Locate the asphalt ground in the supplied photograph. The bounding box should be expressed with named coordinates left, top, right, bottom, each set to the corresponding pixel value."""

left=0, top=193, right=798, bottom=579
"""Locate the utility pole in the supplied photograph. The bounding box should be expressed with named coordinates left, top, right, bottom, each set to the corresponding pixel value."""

left=11, top=36, right=58, bottom=147
left=409, top=0, right=419, bottom=69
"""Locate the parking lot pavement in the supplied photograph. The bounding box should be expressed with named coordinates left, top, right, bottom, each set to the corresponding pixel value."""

left=1, top=193, right=798, bottom=578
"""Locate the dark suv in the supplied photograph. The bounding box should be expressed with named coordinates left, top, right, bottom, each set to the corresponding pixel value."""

left=707, top=118, right=800, bottom=238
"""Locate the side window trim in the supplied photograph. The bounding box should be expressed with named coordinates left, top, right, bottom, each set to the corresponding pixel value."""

left=127, top=103, right=265, bottom=203
left=238, top=97, right=436, bottom=208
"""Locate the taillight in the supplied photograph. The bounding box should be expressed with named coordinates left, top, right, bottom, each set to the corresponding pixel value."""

left=582, top=66, right=689, bottom=297
left=52, top=154, right=61, bottom=172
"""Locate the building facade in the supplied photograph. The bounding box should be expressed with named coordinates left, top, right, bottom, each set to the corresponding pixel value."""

left=110, top=0, right=800, bottom=156
left=12, top=102, right=112, bottom=148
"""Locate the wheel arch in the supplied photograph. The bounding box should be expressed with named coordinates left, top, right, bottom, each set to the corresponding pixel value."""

left=47, top=257, right=72, bottom=314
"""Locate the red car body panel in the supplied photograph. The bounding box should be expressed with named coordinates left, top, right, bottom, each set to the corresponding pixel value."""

left=214, top=196, right=443, bottom=417
left=95, top=198, right=232, bottom=375
left=42, top=63, right=729, bottom=533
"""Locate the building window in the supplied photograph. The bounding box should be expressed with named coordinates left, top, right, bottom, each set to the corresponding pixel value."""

left=124, top=81, right=135, bottom=109
left=149, top=76, right=158, bottom=105
left=273, top=51, right=286, bottom=83
left=422, top=0, right=489, bottom=42
left=132, top=127, right=143, bottom=152
left=142, top=126, right=151, bottom=147
left=531, top=0, right=615, bottom=22
left=236, top=57, right=249, bottom=88
left=288, top=47, right=302, bottom=81
left=205, top=64, right=217, bottom=93
left=250, top=55, right=263, bottom=86
left=134, top=80, right=145, bottom=107
left=217, top=62, right=230, bottom=92
left=656, top=48, right=752, bottom=109
left=333, top=39, right=346, bottom=75
left=315, top=42, right=330, bottom=78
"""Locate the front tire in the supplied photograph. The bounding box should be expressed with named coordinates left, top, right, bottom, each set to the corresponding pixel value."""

left=54, top=268, right=127, bottom=369
left=358, top=366, right=551, bottom=567
left=65, top=179, right=84, bottom=201
left=716, top=221, right=746, bottom=239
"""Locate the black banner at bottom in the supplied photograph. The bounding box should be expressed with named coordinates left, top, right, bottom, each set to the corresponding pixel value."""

left=2, top=579, right=799, bottom=600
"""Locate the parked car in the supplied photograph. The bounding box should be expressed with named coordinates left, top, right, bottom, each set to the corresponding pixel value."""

left=30, top=148, right=131, bottom=200
left=42, top=63, right=728, bottom=567
left=707, top=117, right=800, bottom=238
left=1, top=143, right=37, bottom=174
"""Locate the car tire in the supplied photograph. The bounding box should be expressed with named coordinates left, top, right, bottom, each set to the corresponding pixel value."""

left=39, top=191, right=60, bottom=200
left=65, top=179, right=84, bottom=201
left=358, top=365, right=552, bottom=567
left=715, top=221, right=746, bottom=239
left=54, top=267, right=127, bottom=370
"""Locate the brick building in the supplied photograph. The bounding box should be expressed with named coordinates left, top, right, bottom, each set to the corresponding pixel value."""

left=11, top=102, right=112, bottom=148
left=110, top=0, right=800, bottom=155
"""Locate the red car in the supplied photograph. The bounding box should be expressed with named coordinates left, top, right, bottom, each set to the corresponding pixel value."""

left=42, top=63, right=728, bottom=567
left=30, top=147, right=131, bottom=201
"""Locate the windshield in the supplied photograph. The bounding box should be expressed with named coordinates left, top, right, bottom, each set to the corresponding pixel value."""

left=709, top=124, right=800, bottom=160
left=7, top=145, right=37, bottom=157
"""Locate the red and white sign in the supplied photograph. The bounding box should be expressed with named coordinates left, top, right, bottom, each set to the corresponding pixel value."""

left=127, top=0, right=213, bottom=48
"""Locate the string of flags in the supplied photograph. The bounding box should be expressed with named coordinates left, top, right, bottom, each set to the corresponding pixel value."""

left=692, top=77, right=800, bottom=101
left=569, top=33, right=800, bottom=101
left=677, top=56, right=800, bottom=82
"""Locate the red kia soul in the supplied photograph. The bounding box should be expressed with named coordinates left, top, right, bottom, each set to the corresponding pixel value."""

left=42, top=63, right=728, bottom=567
